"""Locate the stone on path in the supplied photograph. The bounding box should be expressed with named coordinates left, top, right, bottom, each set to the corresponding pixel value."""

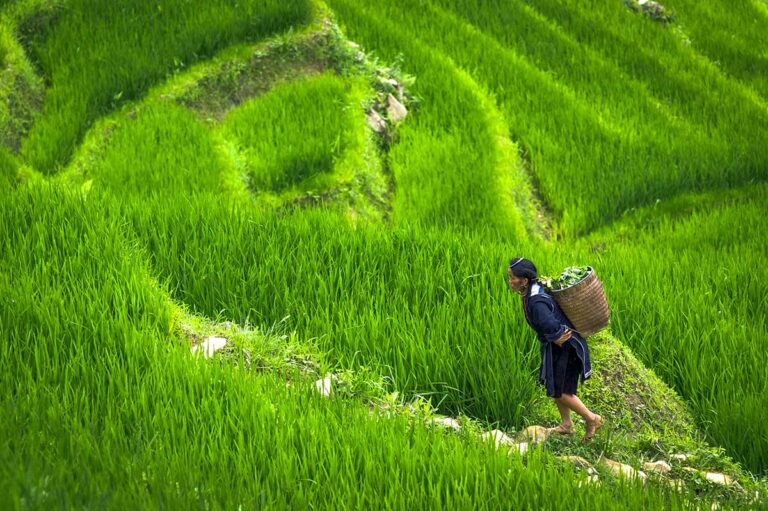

left=386, top=94, right=408, bottom=123
left=704, top=472, right=733, bottom=486
left=509, top=442, right=529, bottom=456
left=481, top=429, right=516, bottom=448
left=366, top=109, right=386, bottom=134
left=601, top=458, right=647, bottom=482
left=560, top=456, right=596, bottom=473
left=680, top=467, right=732, bottom=485
left=191, top=336, right=227, bottom=358
left=314, top=373, right=337, bottom=397
left=430, top=417, right=461, bottom=431
left=643, top=460, right=672, bottom=474
left=521, top=425, right=549, bottom=444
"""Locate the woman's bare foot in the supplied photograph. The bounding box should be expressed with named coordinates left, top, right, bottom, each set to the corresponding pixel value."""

left=549, top=423, right=574, bottom=435
left=582, top=415, right=604, bottom=443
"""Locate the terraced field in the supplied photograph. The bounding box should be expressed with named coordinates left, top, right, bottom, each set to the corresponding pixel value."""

left=1, top=0, right=766, bottom=508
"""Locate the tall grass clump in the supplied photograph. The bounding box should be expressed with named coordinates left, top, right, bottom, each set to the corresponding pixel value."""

left=18, top=0, right=313, bottom=173
left=80, top=102, right=226, bottom=197
left=222, top=73, right=355, bottom=192
left=0, top=145, right=16, bottom=184
left=0, top=15, right=44, bottom=151
left=579, top=185, right=768, bottom=473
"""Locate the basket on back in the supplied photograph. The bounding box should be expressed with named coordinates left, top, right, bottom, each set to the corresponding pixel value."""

left=551, top=266, right=610, bottom=337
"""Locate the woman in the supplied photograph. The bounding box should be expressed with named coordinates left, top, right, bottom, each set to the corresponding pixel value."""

left=507, top=257, right=603, bottom=442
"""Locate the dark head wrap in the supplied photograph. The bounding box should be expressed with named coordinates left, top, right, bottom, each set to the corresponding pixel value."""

left=508, top=257, right=538, bottom=281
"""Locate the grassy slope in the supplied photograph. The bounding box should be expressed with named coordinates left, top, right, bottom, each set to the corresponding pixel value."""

left=1, top=0, right=766, bottom=506
left=0, top=184, right=690, bottom=511
left=17, top=0, right=313, bottom=173
left=579, top=183, right=768, bottom=472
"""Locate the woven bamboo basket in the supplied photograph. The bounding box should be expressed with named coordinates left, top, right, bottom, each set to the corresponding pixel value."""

left=551, top=267, right=610, bottom=337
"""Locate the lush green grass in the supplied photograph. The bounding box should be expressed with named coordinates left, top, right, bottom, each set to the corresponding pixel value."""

left=328, top=0, right=531, bottom=239
left=662, top=0, right=768, bottom=100
left=222, top=73, right=356, bottom=192
left=581, top=184, right=768, bottom=473
left=2, top=0, right=767, bottom=505
left=80, top=102, right=227, bottom=197
left=17, top=0, right=313, bottom=173
left=331, top=0, right=768, bottom=235
left=0, top=184, right=688, bottom=510
left=118, top=194, right=541, bottom=423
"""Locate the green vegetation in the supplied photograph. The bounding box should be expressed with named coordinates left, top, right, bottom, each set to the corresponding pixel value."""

left=583, top=183, right=768, bottom=473
left=1, top=0, right=767, bottom=507
left=15, top=0, right=313, bottom=173
left=84, top=103, right=226, bottom=197
left=0, top=145, right=17, bottom=187
left=223, top=74, right=355, bottom=192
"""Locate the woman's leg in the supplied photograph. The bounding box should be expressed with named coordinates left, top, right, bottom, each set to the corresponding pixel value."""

left=556, top=393, right=596, bottom=422
left=557, top=394, right=603, bottom=440
left=554, top=398, right=573, bottom=428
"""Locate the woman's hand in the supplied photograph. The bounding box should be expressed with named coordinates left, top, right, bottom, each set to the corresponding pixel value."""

left=554, top=329, right=572, bottom=346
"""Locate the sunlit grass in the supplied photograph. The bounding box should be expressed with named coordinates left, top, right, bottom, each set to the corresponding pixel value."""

left=0, top=183, right=687, bottom=509
left=579, top=184, right=768, bottom=472
left=17, top=0, right=313, bottom=173
left=222, top=73, right=354, bottom=192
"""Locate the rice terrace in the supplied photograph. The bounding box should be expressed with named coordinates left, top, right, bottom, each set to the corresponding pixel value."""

left=2, top=0, right=767, bottom=508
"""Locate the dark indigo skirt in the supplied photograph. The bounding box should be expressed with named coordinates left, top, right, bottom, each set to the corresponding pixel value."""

left=551, top=342, right=582, bottom=397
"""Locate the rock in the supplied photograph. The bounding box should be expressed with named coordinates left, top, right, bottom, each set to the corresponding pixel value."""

left=670, top=453, right=691, bottom=462
left=314, top=373, right=337, bottom=397
left=560, top=456, right=596, bottom=472
left=679, top=467, right=732, bottom=485
left=704, top=472, right=733, bottom=486
left=430, top=417, right=461, bottom=431
left=601, top=459, right=647, bottom=482
left=481, top=429, right=515, bottom=448
left=508, top=442, right=528, bottom=456
left=521, top=425, right=549, bottom=444
left=643, top=460, right=672, bottom=474
left=386, top=94, right=408, bottom=123
left=366, top=109, right=387, bottom=134
left=191, top=336, right=227, bottom=358
left=379, top=77, right=400, bottom=89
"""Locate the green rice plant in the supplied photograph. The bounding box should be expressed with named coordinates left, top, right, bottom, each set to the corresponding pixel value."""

left=78, top=102, right=227, bottom=197
left=327, top=0, right=530, bottom=239
left=332, top=0, right=768, bottom=235
left=0, top=184, right=687, bottom=509
left=17, top=0, right=313, bottom=173
left=577, top=184, right=768, bottom=473
left=222, top=73, right=355, bottom=192
left=660, top=0, right=768, bottom=100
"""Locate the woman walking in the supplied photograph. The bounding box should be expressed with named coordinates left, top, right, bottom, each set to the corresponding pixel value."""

left=507, top=257, right=604, bottom=442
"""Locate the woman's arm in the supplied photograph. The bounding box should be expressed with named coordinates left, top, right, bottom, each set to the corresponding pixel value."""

left=529, top=300, right=571, bottom=345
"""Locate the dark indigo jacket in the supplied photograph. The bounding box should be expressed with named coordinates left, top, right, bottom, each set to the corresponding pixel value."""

left=523, top=282, right=592, bottom=397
